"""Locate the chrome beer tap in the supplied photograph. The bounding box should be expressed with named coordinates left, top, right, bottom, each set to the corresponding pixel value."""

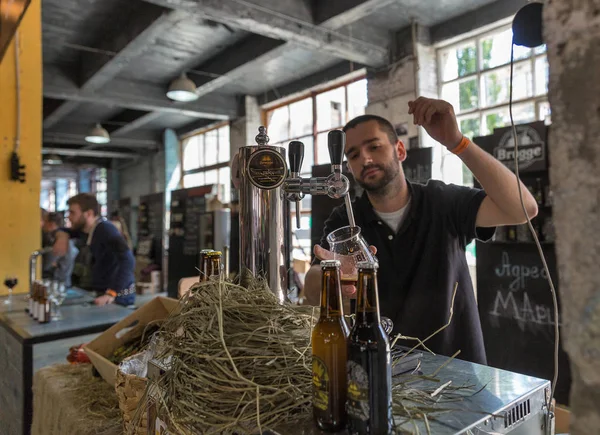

left=283, top=130, right=351, bottom=228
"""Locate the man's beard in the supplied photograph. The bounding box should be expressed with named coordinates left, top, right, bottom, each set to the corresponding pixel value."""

left=356, top=156, right=400, bottom=195
left=71, top=216, right=86, bottom=231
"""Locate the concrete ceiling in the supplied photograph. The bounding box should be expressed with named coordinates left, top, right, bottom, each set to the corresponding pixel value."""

left=41, top=0, right=523, bottom=161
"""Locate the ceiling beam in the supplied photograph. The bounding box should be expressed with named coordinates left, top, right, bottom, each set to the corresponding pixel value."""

left=143, top=0, right=388, bottom=66
left=175, top=119, right=216, bottom=137
left=430, top=0, right=527, bottom=43
left=44, top=132, right=159, bottom=150
left=43, top=148, right=138, bottom=159
left=258, top=61, right=365, bottom=106
left=190, top=34, right=286, bottom=97
left=44, top=65, right=239, bottom=120
left=43, top=6, right=188, bottom=128
left=110, top=112, right=163, bottom=136
left=314, top=0, right=397, bottom=28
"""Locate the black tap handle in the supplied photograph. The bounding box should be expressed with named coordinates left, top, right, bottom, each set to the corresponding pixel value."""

left=288, top=141, right=304, bottom=174
left=327, top=130, right=345, bottom=166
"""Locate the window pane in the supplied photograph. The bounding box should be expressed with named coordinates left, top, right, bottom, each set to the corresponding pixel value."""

left=289, top=98, right=313, bottom=138
left=459, top=116, right=481, bottom=139
left=266, top=106, right=289, bottom=143
left=534, top=44, right=547, bottom=55
left=219, top=166, right=231, bottom=204
left=298, top=135, right=314, bottom=175
left=535, top=55, right=549, bottom=96
left=204, top=131, right=218, bottom=166
left=480, top=28, right=530, bottom=70
left=316, top=87, right=346, bottom=131
left=481, top=102, right=536, bottom=135
left=205, top=169, right=218, bottom=185
left=183, top=172, right=205, bottom=188
left=316, top=132, right=330, bottom=165
left=182, top=137, right=199, bottom=171
left=439, top=41, right=477, bottom=81
left=197, top=135, right=204, bottom=168
left=538, top=101, right=551, bottom=123
left=347, top=79, right=367, bottom=120
left=218, top=125, right=230, bottom=163
left=481, top=62, right=533, bottom=107
left=442, top=78, right=478, bottom=112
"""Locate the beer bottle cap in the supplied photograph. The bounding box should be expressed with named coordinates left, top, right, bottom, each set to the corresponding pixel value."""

left=207, top=251, right=222, bottom=257
left=357, top=261, right=379, bottom=270
left=200, top=249, right=214, bottom=254
left=320, top=260, right=341, bottom=268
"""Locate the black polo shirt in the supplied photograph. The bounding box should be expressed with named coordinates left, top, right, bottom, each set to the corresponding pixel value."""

left=319, top=180, right=494, bottom=364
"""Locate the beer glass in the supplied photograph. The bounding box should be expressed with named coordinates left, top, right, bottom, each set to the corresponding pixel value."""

left=326, top=226, right=377, bottom=288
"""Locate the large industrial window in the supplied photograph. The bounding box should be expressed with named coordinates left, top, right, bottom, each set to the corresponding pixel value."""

left=436, top=22, right=550, bottom=186
left=181, top=123, right=231, bottom=204
left=262, top=76, right=368, bottom=255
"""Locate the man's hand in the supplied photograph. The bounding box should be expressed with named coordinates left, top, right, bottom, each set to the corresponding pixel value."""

left=313, top=244, right=377, bottom=298
left=408, top=97, right=463, bottom=150
left=94, top=294, right=115, bottom=306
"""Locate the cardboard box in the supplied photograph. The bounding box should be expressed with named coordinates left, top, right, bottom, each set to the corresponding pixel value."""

left=84, top=296, right=180, bottom=386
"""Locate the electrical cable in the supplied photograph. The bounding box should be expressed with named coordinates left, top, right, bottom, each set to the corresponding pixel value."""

left=509, top=37, right=559, bottom=403
left=14, top=31, right=21, bottom=153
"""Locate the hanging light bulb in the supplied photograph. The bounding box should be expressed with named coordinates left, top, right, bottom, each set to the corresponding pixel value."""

left=85, top=123, right=111, bottom=144
left=166, top=72, right=199, bottom=102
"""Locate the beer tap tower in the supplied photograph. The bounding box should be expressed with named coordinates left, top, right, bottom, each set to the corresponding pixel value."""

left=237, top=127, right=350, bottom=302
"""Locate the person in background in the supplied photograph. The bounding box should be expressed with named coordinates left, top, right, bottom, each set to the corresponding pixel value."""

left=42, top=212, right=79, bottom=287
left=303, top=97, right=539, bottom=365
left=53, top=194, right=136, bottom=306
left=110, top=210, right=133, bottom=250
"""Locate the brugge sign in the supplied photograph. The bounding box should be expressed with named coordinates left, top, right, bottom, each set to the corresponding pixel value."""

left=493, top=125, right=546, bottom=172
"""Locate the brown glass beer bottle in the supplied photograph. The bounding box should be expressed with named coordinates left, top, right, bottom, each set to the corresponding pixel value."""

left=312, top=259, right=350, bottom=431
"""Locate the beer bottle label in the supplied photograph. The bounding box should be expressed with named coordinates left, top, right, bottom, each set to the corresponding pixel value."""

left=312, top=357, right=330, bottom=411
left=347, top=360, right=369, bottom=421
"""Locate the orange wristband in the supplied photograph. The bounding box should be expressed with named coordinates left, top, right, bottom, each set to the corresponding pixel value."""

left=450, top=136, right=470, bottom=155
left=106, top=289, right=117, bottom=298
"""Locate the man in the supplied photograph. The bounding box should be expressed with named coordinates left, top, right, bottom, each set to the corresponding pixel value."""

left=42, top=212, right=79, bottom=287
left=54, top=194, right=136, bottom=306
left=304, top=97, right=538, bottom=364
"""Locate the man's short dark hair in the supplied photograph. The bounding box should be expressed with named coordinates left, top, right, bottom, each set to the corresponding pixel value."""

left=67, top=193, right=100, bottom=216
left=47, top=212, right=63, bottom=226
left=343, top=114, right=399, bottom=145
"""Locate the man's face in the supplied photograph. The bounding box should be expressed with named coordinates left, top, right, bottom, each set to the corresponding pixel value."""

left=67, top=204, right=87, bottom=231
left=344, top=120, right=406, bottom=193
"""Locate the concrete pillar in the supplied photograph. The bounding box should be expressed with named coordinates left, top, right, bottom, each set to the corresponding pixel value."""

left=545, top=1, right=600, bottom=431
left=230, top=96, right=261, bottom=156
left=0, top=2, right=42, bottom=294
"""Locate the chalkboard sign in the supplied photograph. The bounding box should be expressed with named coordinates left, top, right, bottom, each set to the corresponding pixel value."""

left=167, top=185, right=214, bottom=297
left=477, top=238, right=571, bottom=403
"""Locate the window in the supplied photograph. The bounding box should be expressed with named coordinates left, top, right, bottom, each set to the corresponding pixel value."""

left=182, top=124, right=231, bottom=204
left=94, top=168, right=108, bottom=217
left=263, top=77, right=368, bottom=253
left=437, top=23, right=549, bottom=186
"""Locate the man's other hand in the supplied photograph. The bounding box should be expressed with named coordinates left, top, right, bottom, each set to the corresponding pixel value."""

left=94, top=294, right=115, bottom=306
left=408, top=97, right=463, bottom=150
left=313, top=244, right=377, bottom=298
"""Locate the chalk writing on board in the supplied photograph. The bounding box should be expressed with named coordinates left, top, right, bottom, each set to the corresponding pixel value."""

left=489, top=290, right=559, bottom=330
left=494, top=251, right=549, bottom=291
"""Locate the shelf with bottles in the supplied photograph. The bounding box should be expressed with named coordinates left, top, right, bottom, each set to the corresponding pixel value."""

left=491, top=213, right=555, bottom=244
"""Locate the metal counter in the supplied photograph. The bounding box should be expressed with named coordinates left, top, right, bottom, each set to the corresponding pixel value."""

left=270, top=352, right=551, bottom=435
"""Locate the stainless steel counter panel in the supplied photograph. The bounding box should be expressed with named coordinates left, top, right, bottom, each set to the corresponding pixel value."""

left=269, top=352, right=551, bottom=435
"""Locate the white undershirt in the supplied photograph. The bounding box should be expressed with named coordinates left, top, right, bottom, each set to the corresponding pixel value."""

left=375, top=200, right=411, bottom=233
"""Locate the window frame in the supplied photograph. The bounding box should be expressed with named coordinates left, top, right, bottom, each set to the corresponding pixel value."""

left=180, top=122, right=232, bottom=203
left=436, top=22, right=549, bottom=139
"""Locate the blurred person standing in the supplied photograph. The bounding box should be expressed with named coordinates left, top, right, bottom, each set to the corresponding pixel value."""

left=42, top=212, right=79, bottom=287
left=53, top=194, right=136, bottom=306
